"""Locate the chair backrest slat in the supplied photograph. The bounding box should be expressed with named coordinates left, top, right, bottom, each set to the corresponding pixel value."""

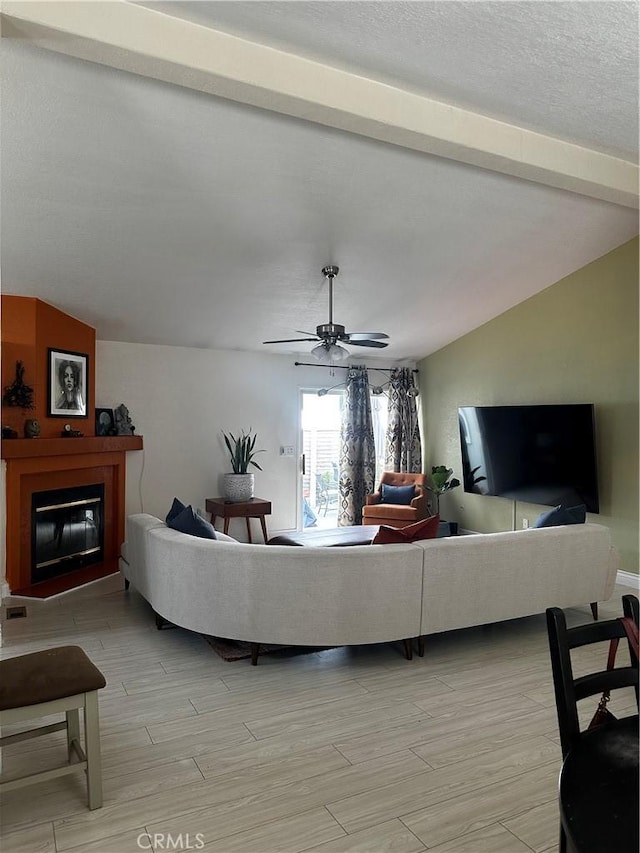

left=567, top=620, right=634, bottom=648
left=574, top=668, right=638, bottom=702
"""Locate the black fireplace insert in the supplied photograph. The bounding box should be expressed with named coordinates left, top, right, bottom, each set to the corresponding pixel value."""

left=31, top=484, right=105, bottom=584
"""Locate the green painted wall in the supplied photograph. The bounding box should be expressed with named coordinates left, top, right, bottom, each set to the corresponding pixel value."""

left=419, top=237, right=639, bottom=573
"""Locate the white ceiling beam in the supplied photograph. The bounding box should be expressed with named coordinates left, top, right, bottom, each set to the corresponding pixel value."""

left=2, top=0, right=637, bottom=209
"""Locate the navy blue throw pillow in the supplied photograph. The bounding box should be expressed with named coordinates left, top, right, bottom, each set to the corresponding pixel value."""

left=167, top=505, right=217, bottom=539
left=166, top=497, right=186, bottom=524
left=533, top=504, right=587, bottom=528
left=380, top=483, right=415, bottom=505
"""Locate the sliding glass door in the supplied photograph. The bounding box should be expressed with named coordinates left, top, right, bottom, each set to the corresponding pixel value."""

left=300, top=388, right=388, bottom=529
left=301, top=390, right=343, bottom=528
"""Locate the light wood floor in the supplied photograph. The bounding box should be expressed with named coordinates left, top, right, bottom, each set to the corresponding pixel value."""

left=1, top=576, right=636, bottom=853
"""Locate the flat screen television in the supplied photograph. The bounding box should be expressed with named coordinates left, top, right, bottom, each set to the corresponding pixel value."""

left=458, top=404, right=599, bottom=513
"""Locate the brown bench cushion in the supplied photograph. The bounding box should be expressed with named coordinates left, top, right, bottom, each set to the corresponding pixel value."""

left=0, top=646, right=106, bottom=711
left=268, top=526, right=379, bottom=547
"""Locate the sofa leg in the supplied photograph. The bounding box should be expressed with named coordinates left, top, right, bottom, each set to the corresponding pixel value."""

left=402, top=639, right=413, bottom=661
left=417, top=636, right=425, bottom=657
left=251, top=643, right=260, bottom=666
left=124, top=578, right=130, bottom=591
left=590, top=602, right=599, bottom=621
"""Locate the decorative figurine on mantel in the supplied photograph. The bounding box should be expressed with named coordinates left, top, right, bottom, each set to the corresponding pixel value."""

left=61, top=423, right=83, bottom=437
left=2, top=360, right=34, bottom=410
left=24, top=419, right=41, bottom=438
left=114, top=404, right=135, bottom=435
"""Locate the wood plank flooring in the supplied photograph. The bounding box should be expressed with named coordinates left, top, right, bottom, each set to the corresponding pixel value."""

left=0, top=576, right=635, bottom=853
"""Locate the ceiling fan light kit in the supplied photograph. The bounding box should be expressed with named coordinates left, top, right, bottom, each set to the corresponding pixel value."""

left=311, top=342, right=349, bottom=364
left=263, top=265, right=389, bottom=360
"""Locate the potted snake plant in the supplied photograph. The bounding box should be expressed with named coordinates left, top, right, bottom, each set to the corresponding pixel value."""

left=222, top=429, right=264, bottom=502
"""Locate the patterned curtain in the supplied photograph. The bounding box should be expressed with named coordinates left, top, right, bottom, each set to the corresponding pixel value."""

left=385, top=367, right=422, bottom=472
left=338, top=366, right=376, bottom=526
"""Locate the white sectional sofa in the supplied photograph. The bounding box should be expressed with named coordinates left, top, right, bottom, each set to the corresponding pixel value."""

left=120, top=514, right=619, bottom=662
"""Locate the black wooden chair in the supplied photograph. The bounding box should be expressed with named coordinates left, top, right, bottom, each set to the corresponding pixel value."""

left=546, top=595, right=639, bottom=852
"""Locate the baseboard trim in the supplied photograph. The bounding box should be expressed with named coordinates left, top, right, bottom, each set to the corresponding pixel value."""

left=616, top=570, right=639, bottom=589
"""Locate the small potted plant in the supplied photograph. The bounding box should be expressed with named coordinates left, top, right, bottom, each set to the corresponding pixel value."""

left=427, top=466, right=461, bottom=515
left=428, top=464, right=486, bottom=515
left=222, top=429, right=264, bottom=502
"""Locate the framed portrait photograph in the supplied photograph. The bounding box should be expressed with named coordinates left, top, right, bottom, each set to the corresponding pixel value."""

left=48, top=349, right=88, bottom=418
left=95, top=407, right=115, bottom=436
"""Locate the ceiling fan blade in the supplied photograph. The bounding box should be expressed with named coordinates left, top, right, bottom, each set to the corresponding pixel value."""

left=295, top=330, right=317, bottom=336
left=346, top=332, right=389, bottom=341
left=263, top=337, right=319, bottom=344
left=348, top=339, right=388, bottom=348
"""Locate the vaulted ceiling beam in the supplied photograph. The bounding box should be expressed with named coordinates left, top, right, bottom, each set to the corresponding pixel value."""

left=2, top=0, right=637, bottom=209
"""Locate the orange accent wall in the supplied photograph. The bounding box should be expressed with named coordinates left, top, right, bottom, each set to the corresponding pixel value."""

left=1, top=296, right=37, bottom=436
left=1, top=295, right=96, bottom=438
left=1, top=296, right=142, bottom=596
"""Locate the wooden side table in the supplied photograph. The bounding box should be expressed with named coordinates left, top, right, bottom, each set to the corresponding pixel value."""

left=205, top=497, right=272, bottom=543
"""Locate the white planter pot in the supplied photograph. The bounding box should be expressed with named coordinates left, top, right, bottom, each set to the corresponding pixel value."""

left=223, top=473, right=255, bottom=503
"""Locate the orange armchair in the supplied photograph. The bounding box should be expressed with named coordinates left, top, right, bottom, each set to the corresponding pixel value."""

left=362, top=472, right=429, bottom=528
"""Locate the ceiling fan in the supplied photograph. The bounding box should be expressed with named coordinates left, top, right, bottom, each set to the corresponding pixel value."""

left=263, top=265, right=389, bottom=363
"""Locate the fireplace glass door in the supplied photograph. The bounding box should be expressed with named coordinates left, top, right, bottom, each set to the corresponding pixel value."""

left=31, top=484, right=105, bottom=583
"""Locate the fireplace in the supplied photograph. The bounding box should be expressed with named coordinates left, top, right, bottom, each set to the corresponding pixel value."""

left=2, top=435, right=142, bottom=596
left=1, top=295, right=143, bottom=596
left=32, top=483, right=105, bottom=584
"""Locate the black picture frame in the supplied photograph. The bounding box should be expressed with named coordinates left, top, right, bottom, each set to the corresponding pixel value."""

left=47, top=348, right=89, bottom=418
left=95, top=408, right=115, bottom=436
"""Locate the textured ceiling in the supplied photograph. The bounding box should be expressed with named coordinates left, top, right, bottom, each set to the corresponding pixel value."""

left=2, top=2, right=638, bottom=361
left=139, top=0, right=640, bottom=160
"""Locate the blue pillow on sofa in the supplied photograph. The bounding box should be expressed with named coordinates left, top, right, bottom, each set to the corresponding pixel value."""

left=166, top=497, right=186, bottom=524
left=533, top=504, right=586, bottom=528
left=167, top=505, right=217, bottom=539
left=380, top=483, right=415, bottom=505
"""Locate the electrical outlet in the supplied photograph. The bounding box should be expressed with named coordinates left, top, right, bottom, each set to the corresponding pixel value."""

left=522, top=518, right=529, bottom=529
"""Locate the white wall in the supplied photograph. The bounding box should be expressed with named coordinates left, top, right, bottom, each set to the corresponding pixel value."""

left=96, top=341, right=404, bottom=540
